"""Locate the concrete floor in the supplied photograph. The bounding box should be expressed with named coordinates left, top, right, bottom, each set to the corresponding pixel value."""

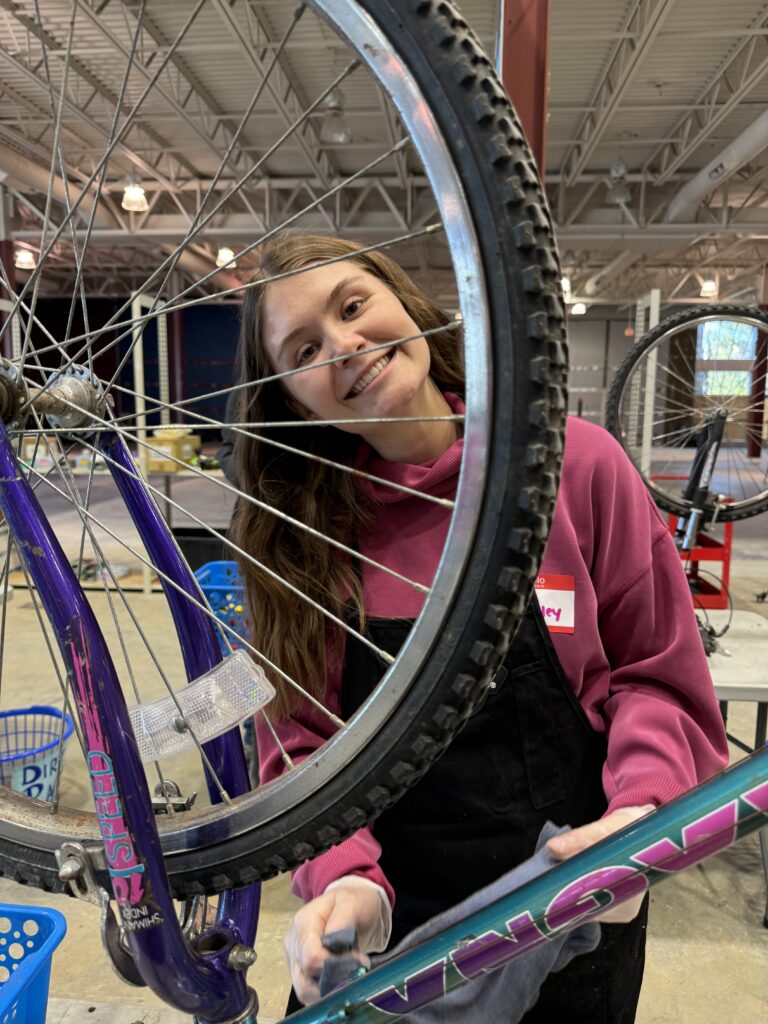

left=0, top=476, right=766, bottom=1022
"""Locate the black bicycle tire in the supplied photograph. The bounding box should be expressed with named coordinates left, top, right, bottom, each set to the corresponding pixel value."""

left=605, top=302, right=768, bottom=523
left=0, top=0, right=567, bottom=898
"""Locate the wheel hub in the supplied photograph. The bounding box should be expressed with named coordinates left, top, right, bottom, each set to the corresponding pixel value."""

left=0, top=360, right=108, bottom=431
left=37, top=365, right=109, bottom=431
left=0, top=360, right=27, bottom=426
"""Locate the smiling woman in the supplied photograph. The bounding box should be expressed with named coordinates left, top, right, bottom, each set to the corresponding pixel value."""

left=229, top=233, right=728, bottom=1021
left=230, top=234, right=466, bottom=720
left=261, top=259, right=459, bottom=462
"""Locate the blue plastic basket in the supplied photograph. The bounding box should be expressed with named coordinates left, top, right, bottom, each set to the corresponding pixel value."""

left=194, top=561, right=248, bottom=656
left=0, top=707, right=73, bottom=803
left=0, top=904, right=66, bottom=1024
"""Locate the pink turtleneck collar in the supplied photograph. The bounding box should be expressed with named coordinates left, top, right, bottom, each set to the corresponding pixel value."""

left=357, top=392, right=464, bottom=504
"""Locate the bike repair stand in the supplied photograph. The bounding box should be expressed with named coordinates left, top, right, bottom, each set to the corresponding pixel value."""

left=665, top=510, right=734, bottom=610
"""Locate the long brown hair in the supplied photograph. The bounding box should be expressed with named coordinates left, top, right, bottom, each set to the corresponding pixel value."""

left=230, top=234, right=464, bottom=718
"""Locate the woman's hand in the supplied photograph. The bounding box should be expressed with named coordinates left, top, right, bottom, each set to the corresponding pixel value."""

left=546, top=804, right=656, bottom=923
left=284, top=876, right=391, bottom=1006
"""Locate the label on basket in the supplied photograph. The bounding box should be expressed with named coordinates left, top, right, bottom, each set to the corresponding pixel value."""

left=11, top=751, right=61, bottom=801
left=534, top=574, right=575, bottom=634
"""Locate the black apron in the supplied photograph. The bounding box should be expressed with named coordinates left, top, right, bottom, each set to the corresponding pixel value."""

left=287, top=599, right=648, bottom=1021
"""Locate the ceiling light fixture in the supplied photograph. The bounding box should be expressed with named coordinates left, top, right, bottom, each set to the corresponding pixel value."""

left=14, top=248, right=36, bottom=271
left=122, top=181, right=148, bottom=213
left=605, top=160, right=631, bottom=206
left=570, top=302, right=587, bottom=316
left=216, top=246, right=237, bottom=269
left=700, top=278, right=718, bottom=298
left=560, top=275, right=572, bottom=294
left=317, top=88, right=352, bottom=146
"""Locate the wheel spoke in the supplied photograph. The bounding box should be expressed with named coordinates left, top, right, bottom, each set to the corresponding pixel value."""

left=109, top=317, right=452, bottom=418
left=57, top=0, right=150, bottom=361
left=21, top=331, right=460, bottom=507
left=0, top=540, right=15, bottom=704
left=12, top=553, right=88, bottom=764
left=90, top=5, right=307, bottom=350
left=258, top=709, right=294, bottom=772
left=20, top=219, right=439, bottom=409
left=0, top=0, right=210, bottom=353
left=728, top=443, right=767, bottom=500
left=23, top=456, right=347, bottom=730
left=70, top=431, right=398, bottom=665
left=15, top=0, right=80, bottom=373
left=87, top=425, right=431, bottom=593
left=58, top=58, right=365, bottom=386
left=14, top=376, right=449, bottom=575
left=653, top=355, right=702, bottom=393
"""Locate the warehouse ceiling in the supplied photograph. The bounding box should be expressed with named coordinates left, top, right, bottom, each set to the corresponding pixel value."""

left=2, top=0, right=768, bottom=309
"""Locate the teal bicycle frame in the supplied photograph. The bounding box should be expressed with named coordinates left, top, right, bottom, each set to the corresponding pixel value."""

left=284, top=747, right=767, bottom=1022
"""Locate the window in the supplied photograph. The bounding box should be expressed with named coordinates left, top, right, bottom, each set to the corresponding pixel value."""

left=695, top=370, right=752, bottom=397
left=695, top=320, right=757, bottom=396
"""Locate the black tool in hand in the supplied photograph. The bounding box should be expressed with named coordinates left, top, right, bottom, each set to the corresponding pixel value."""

left=319, top=927, right=366, bottom=997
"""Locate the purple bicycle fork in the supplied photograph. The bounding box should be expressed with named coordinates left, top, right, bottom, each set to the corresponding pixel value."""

left=0, top=423, right=258, bottom=1023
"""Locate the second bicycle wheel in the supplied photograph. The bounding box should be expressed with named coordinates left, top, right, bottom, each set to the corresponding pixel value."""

left=0, top=0, right=566, bottom=897
left=606, top=304, right=768, bottom=522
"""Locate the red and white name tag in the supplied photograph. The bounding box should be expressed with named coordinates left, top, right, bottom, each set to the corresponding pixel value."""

left=534, top=574, right=575, bottom=634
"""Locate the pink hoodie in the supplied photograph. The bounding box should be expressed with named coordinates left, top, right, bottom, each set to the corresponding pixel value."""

left=256, top=402, right=728, bottom=907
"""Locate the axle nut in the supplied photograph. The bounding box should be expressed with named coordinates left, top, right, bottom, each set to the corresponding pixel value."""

left=227, top=944, right=257, bottom=971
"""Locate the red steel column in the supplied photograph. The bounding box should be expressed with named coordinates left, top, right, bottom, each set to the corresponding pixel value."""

left=499, top=0, right=551, bottom=173
left=0, top=239, right=16, bottom=360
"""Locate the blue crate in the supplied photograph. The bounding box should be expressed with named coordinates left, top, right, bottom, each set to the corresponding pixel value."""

left=0, top=904, right=66, bottom=1024
left=194, top=560, right=248, bottom=655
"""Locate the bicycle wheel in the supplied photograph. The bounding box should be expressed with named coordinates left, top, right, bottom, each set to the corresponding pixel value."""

left=0, top=0, right=566, bottom=898
left=606, top=304, right=768, bottom=522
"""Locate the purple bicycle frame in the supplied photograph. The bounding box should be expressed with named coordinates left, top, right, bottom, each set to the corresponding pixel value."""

left=0, top=424, right=258, bottom=1022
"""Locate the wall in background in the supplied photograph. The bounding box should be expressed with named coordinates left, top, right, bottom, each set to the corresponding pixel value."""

left=181, top=304, right=240, bottom=431
left=566, top=311, right=638, bottom=426
left=113, top=303, right=240, bottom=440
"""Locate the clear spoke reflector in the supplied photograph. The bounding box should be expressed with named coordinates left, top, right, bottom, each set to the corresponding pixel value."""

left=128, top=651, right=275, bottom=763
